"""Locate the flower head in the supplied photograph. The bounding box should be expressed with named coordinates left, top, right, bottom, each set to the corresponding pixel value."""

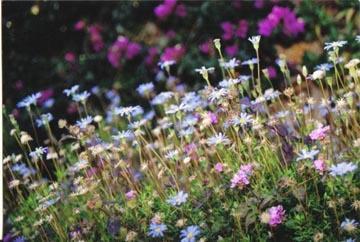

left=313, top=159, right=327, bottom=175
left=207, top=133, right=231, bottom=146
left=248, top=35, right=261, bottom=50
left=268, top=205, right=286, bottom=227
left=167, top=190, right=188, bottom=206
left=309, top=125, right=330, bottom=141
left=324, top=41, right=347, bottom=51
left=340, top=218, right=358, bottom=233
left=329, top=162, right=357, bottom=176
left=17, top=92, right=41, bottom=108
left=76, top=116, right=93, bottom=129
left=180, top=225, right=201, bottom=242
left=148, top=223, right=167, bottom=238
left=296, top=149, right=319, bottom=161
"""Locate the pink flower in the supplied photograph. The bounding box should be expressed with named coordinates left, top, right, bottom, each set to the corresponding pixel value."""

left=267, top=66, right=277, bottom=79
left=313, top=159, right=327, bottom=175
left=225, top=44, right=238, bottom=57
left=230, top=163, right=253, bottom=189
left=268, top=205, right=285, bottom=227
left=125, top=190, right=137, bottom=200
left=220, top=21, right=233, bottom=40
left=145, top=47, right=159, bottom=66
left=175, top=4, right=187, bottom=17
left=64, top=51, right=76, bottom=63
left=309, top=125, right=330, bottom=141
left=199, top=41, right=211, bottom=55
left=74, top=20, right=86, bottom=31
left=38, top=89, right=54, bottom=105
left=160, top=44, right=185, bottom=62
left=214, top=163, right=224, bottom=173
left=88, top=24, right=104, bottom=52
left=235, top=20, right=248, bottom=38
left=208, top=112, right=218, bottom=124
left=125, top=42, right=141, bottom=59
left=154, top=0, right=177, bottom=20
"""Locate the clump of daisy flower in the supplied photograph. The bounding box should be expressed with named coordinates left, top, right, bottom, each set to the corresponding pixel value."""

left=180, top=225, right=201, bottom=242
left=329, top=162, right=358, bottom=176
left=148, top=222, right=167, bottom=238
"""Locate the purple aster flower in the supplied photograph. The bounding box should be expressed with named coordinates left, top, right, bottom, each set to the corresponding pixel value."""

left=148, top=223, right=167, bottom=238
left=268, top=205, right=286, bottom=227
left=180, top=225, right=201, bottom=242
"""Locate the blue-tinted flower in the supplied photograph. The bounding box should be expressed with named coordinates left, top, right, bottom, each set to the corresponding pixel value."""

left=207, top=133, right=231, bottom=146
left=220, top=58, right=240, bottom=69
left=63, top=85, right=79, bottom=96
left=137, top=82, right=154, bottom=97
left=17, top=92, right=41, bottom=108
left=167, top=190, right=188, bottom=206
left=114, top=106, right=141, bottom=117
left=151, top=92, right=174, bottom=105
left=13, top=236, right=26, bottom=242
left=76, top=116, right=93, bottom=129
left=315, top=63, right=333, bottom=71
left=208, top=88, right=228, bottom=103
left=180, top=225, right=201, bottom=242
left=36, top=113, right=54, bottom=127
left=158, top=60, right=176, bottom=70
left=330, top=162, right=358, bottom=176
left=324, top=41, right=347, bottom=51
left=148, top=223, right=167, bottom=238
left=112, top=130, right=134, bottom=141
left=296, top=149, right=319, bottom=161
left=242, top=58, right=258, bottom=66
left=29, top=147, right=48, bottom=159
left=72, top=91, right=91, bottom=102
left=341, top=218, right=358, bottom=232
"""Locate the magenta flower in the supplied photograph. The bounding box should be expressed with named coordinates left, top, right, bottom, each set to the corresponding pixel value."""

left=160, top=44, right=185, bottom=62
left=221, top=21, right=234, bottom=40
left=230, top=163, right=253, bottom=189
left=313, top=159, right=327, bottom=175
left=267, top=66, right=277, bottom=79
left=199, top=41, right=211, bottom=55
left=38, top=89, right=54, bottom=106
left=154, top=0, right=177, bottom=21
left=214, top=163, right=224, bottom=173
left=258, top=6, right=304, bottom=37
left=225, top=44, right=238, bottom=57
left=235, top=20, right=249, bottom=38
left=309, top=125, right=330, bottom=141
left=126, top=42, right=141, bottom=60
left=175, top=4, right=187, bottom=17
left=145, top=47, right=159, bottom=66
left=64, top=51, right=76, bottom=63
left=125, top=190, right=137, bottom=200
left=208, top=112, right=218, bottom=124
left=74, top=20, right=86, bottom=31
left=88, top=24, right=104, bottom=52
left=268, top=205, right=285, bottom=227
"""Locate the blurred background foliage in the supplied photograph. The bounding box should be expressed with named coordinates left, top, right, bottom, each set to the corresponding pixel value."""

left=3, top=0, right=359, bottom=153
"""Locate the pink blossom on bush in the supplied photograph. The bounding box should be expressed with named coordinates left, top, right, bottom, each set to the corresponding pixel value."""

left=145, top=47, right=159, bottom=66
left=220, top=21, right=233, bottom=40
left=74, top=20, right=86, bottom=31
left=199, top=41, right=211, bottom=55
left=313, top=159, right=327, bottom=175
left=64, top=51, right=76, bottom=63
left=267, top=66, right=277, bottom=79
left=235, top=20, right=249, bottom=38
left=154, top=0, right=178, bottom=21
left=225, top=44, right=238, bottom=57
left=175, top=4, right=187, bottom=17
left=258, top=6, right=304, bottom=37
left=309, top=125, right=330, bottom=141
left=160, top=44, right=185, bottom=62
left=38, top=89, right=54, bottom=105
left=88, top=24, right=104, bottom=52
left=126, top=42, right=141, bottom=59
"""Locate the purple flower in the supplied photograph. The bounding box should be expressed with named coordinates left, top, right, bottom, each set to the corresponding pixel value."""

left=74, top=20, right=85, bottom=31
left=313, top=159, right=327, bottom=175
left=235, top=20, right=248, bottom=38
left=125, top=190, right=137, bottom=200
left=154, top=0, right=177, bottom=20
left=125, top=42, right=141, bottom=60
left=214, top=163, right=224, bottom=173
left=225, top=44, right=238, bottom=57
left=65, top=51, right=76, bottom=63
left=160, top=44, right=185, bottom=62
left=221, top=21, right=233, bottom=40
left=230, top=163, right=254, bottom=189
left=268, top=205, right=285, bottom=227
left=148, top=223, right=167, bottom=238
left=167, top=190, right=188, bottom=206
left=309, top=125, right=330, bottom=141
left=88, top=24, right=104, bottom=52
